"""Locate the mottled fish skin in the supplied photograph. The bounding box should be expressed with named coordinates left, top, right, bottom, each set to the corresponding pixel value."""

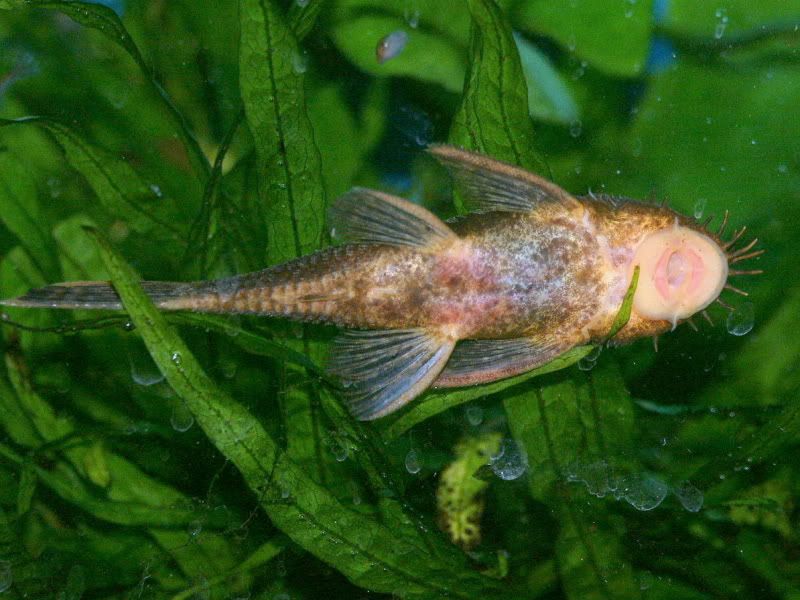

left=161, top=197, right=691, bottom=345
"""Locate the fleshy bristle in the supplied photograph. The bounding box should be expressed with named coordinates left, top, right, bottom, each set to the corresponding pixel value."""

left=724, top=283, right=749, bottom=297
left=716, top=297, right=734, bottom=310
left=717, top=210, right=730, bottom=237
left=729, top=249, right=765, bottom=265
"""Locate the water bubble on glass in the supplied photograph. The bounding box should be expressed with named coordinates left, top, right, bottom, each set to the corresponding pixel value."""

left=489, top=438, right=528, bottom=481
left=170, top=403, right=194, bottom=432
left=726, top=302, right=754, bottom=336
left=693, top=198, right=707, bottom=219
left=618, top=473, right=669, bottom=511
left=376, top=30, right=409, bottom=64
left=130, top=354, right=165, bottom=387
left=0, top=560, right=11, bottom=593
left=329, top=436, right=348, bottom=462
left=581, top=461, right=612, bottom=497
left=713, top=7, right=728, bottom=39
left=673, top=480, right=704, bottom=512
left=404, top=6, right=420, bottom=28
left=404, top=449, right=421, bottom=474
left=188, top=519, right=203, bottom=537
left=291, top=49, right=308, bottom=74
left=465, top=405, right=484, bottom=426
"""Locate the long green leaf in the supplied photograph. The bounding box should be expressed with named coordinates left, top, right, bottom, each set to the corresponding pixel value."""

left=505, top=363, right=641, bottom=599
left=0, top=0, right=211, bottom=178
left=0, top=151, right=58, bottom=279
left=239, top=0, right=326, bottom=264
left=88, top=226, right=503, bottom=598
left=239, top=0, right=329, bottom=480
left=0, top=118, right=182, bottom=240
left=449, top=0, right=548, bottom=181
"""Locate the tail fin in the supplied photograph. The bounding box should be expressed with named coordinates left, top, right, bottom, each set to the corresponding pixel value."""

left=0, top=281, right=199, bottom=311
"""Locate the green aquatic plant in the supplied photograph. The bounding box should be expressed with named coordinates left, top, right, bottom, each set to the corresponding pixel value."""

left=0, top=0, right=798, bottom=598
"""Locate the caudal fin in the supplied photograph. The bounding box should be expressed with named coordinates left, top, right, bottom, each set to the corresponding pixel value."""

left=0, top=281, right=199, bottom=311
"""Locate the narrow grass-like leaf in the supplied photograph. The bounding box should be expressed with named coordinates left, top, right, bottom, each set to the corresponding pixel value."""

left=0, top=151, right=59, bottom=279
left=449, top=0, right=548, bottom=182
left=239, top=0, right=333, bottom=483
left=239, top=0, right=326, bottom=264
left=0, top=0, right=211, bottom=178
left=0, top=118, right=182, bottom=240
left=505, top=363, right=641, bottom=598
left=88, top=226, right=504, bottom=598
left=184, top=106, right=245, bottom=278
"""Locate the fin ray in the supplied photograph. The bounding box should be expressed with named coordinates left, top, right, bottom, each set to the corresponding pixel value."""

left=428, top=145, right=581, bottom=214
left=328, top=329, right=455, bottom=420
left=330, top=188, right=457, bottom=248
left=434, top=337, right=566, bottom=388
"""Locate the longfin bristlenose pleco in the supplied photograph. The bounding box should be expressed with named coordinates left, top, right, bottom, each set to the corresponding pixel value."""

left=1, top=146, right=763, bottom=420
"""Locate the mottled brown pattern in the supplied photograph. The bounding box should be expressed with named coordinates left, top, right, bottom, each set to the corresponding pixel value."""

left=162, top=196, right=712, bottom=350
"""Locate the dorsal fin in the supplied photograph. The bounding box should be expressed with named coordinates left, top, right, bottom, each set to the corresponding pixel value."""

left=428, top=145, right=582, bottom=214
left=330, top=187, right=457, bottom=249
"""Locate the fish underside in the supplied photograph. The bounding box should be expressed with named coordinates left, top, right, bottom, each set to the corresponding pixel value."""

left=3, top=146, right=648, bottom=420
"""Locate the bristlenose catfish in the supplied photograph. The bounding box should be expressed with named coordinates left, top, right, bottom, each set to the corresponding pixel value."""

left=1, top=146, right=763, bottom=420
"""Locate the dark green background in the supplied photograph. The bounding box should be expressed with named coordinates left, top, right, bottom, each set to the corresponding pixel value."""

left=0, top=0, right=798, bottom=598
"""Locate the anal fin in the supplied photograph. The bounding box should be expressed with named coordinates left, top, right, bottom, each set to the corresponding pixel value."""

left=328, top=329, right=455, bottom=420
left=434, top=337, right=566, bottom=388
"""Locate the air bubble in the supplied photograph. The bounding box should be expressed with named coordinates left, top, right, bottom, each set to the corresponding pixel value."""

left=291, top=50, right=308, bottom=74
left=404, top=5, right=420, bottom=28
left=465, top=405, right=484, bottom=426
left=405, top=449, right=421, bottom=474
left=693, top=198, right=707, bottom=219
left=673, top=480, right=703, bottom=512
left=777, top=163, right=788, bottom=174
left=170, top=351, right=183, bottom=366
left=617, top=473, right=668, bottom=511
left=328, top=435, right=348, bottom=462
left=130, top=353, right=165, bottom=387
left=188, top=519, right=203, bottom=537
left=295, top=0, right=309, bottom=6
left=170, top=403, right=195, bottom=432
left=489, top=438, right=528, bottom=480
left=568, top=119, right=583, bottom=138
left=376, top=30, right=409, bottom=64
left=0, top=560, right=11, bottom=593
left=726, top=302, right=754, bottom=336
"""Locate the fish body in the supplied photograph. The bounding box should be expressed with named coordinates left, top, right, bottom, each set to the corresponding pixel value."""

left=2, top=146, right=761, bottom=419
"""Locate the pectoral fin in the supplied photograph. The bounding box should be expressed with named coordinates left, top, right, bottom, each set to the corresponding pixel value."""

left=428, top=145, right=581, bottom=214
left=433, top=337, right=566, bottom=388
left=328, top=329, right=455, bottom=420
left=330, top=187, right=457, bottom=249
